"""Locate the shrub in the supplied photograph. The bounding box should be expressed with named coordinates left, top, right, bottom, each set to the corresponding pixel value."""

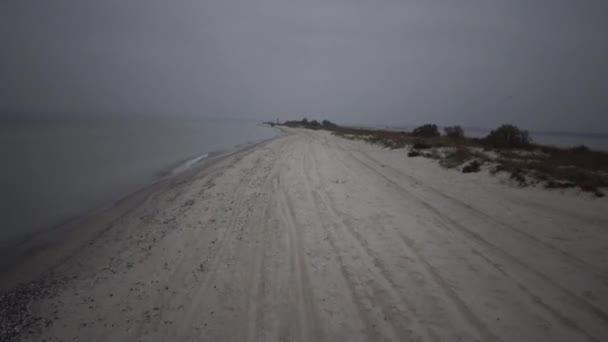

left=485, top=124, right=531, bottom=148
left=309, top=120, right=321, bottom=129
left=322, top=120, right=338, bottom=128
left=408, top=150, right=421, bottom=157
left=571, top=145, right=590, bottom=153
left=440, top=148, right=472, bottom=168
left=282, top=120, right=299, bottom=127
left=282, top=118, right=329, bottom=130
left=412, top=142, right=433, bottom=150
left=510, top=169, right=527, bottom=185
left=462, top=160, right=482, bottom=173
left=412, top=124, right=440, bottom=137
left=444, top=126, right=464, bottom=139
left=545, top=180, right=576, bottom=189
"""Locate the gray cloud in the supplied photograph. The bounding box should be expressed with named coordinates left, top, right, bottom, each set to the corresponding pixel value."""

left=1, top=0, right=607, bottom=131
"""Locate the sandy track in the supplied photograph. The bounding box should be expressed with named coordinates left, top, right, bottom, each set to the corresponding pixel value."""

left=18, top=129, right=608, bottom=341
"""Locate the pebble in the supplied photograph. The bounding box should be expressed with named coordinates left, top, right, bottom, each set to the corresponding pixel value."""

left=0, top=277, right=60, bottom=341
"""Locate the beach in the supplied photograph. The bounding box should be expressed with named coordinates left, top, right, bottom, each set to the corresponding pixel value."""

left=3, top=127, right=608, bottom=341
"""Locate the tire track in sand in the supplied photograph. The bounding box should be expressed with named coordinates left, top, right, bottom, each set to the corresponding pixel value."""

left=345, top=147, right=608, bottom=340
left=307, top=140, right=497, bottom=341
left=356, top=148, right=608, bottom=286
left=301, top=141, right=440, bottom=341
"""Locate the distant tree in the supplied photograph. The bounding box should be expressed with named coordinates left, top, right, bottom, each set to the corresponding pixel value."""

left=282, top=120, right=298, bottom=127
left=444, top=126, right=464, bottom=139
left=571, top=145, right=590, bottom=153
left=309, top=120, right=321, bottom=129
left=301, top=118, right=309, bottom=125
left=322, top=120, right=338, bottom=128
left=412, top=124, right=440, bottom=137
left=485, top=124, right=531, bottom=148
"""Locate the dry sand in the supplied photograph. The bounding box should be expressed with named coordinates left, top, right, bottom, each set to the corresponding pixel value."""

left=5, top=128, right=608, bottom=341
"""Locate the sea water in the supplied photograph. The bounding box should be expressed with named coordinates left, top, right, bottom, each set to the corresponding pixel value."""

left=0, top=115, right=276, bottom=253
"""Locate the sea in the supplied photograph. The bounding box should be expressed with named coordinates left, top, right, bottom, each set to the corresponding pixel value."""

left=0, top=115, right=277, bottom=260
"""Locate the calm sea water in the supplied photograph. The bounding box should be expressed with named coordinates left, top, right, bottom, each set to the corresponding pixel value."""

left=0, top=116, right=276, bottom=251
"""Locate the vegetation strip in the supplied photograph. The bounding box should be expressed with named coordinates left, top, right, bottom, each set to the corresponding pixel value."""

left=271, top=119, right=607, bottom=197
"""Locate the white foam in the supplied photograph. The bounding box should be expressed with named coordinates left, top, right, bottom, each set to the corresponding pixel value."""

left=171, top=153, right=209, bottom=174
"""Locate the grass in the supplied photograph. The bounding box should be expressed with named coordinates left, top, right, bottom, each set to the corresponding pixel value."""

left=439, top=148, right=475, bottom=168
left=462, top=160, right=483, bottom=173
left=278, top=120, right=608, bottom=197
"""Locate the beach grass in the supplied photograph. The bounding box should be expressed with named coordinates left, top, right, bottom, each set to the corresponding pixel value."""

left=279, top=119, right=608, bottom=197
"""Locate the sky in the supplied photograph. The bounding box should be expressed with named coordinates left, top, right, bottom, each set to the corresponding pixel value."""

left=1, top=0, right=607, bottom=132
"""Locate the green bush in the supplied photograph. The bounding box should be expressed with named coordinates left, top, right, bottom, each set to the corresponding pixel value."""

left=485, top=124, right=531, bottom=148
left=309, top=120, right=321, bottom=129
left=462, top=160, right=482, bottom=173
left=412, top=124, right=440, bottom=137
left=571, top=145, right=590, bottom=153
left=412, top=142, right=433, bottom=150
left=439, top=148, right=472, bottom=168
left=322, top=120, right=338, bottom=128
left=444, top=126, right=464, bottom=139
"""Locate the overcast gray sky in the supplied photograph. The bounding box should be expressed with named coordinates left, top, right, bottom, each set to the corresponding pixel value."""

left=1, top=0, right=607, bottom=131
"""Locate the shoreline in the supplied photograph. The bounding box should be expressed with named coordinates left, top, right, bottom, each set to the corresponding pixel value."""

left=0, top=134, right=280, bottom=292
left=3, top=128, right=607, bottom=341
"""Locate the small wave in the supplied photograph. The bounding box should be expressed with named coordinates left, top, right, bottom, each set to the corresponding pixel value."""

left=170, top=153, right=209, bottom=175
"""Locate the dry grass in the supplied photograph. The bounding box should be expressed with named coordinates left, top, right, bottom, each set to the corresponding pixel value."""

left=439, top=148, right=474, bottom=168
left=340, top=129, right=606, bottom=197
left=282, top=122, right=608, bottom=197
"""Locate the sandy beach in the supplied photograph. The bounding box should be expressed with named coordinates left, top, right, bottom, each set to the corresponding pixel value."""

left=3, top=128, right=608, bottom=341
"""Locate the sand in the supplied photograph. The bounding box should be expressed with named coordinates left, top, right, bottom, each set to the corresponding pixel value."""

left=4, top=128, right=608, bottom=341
